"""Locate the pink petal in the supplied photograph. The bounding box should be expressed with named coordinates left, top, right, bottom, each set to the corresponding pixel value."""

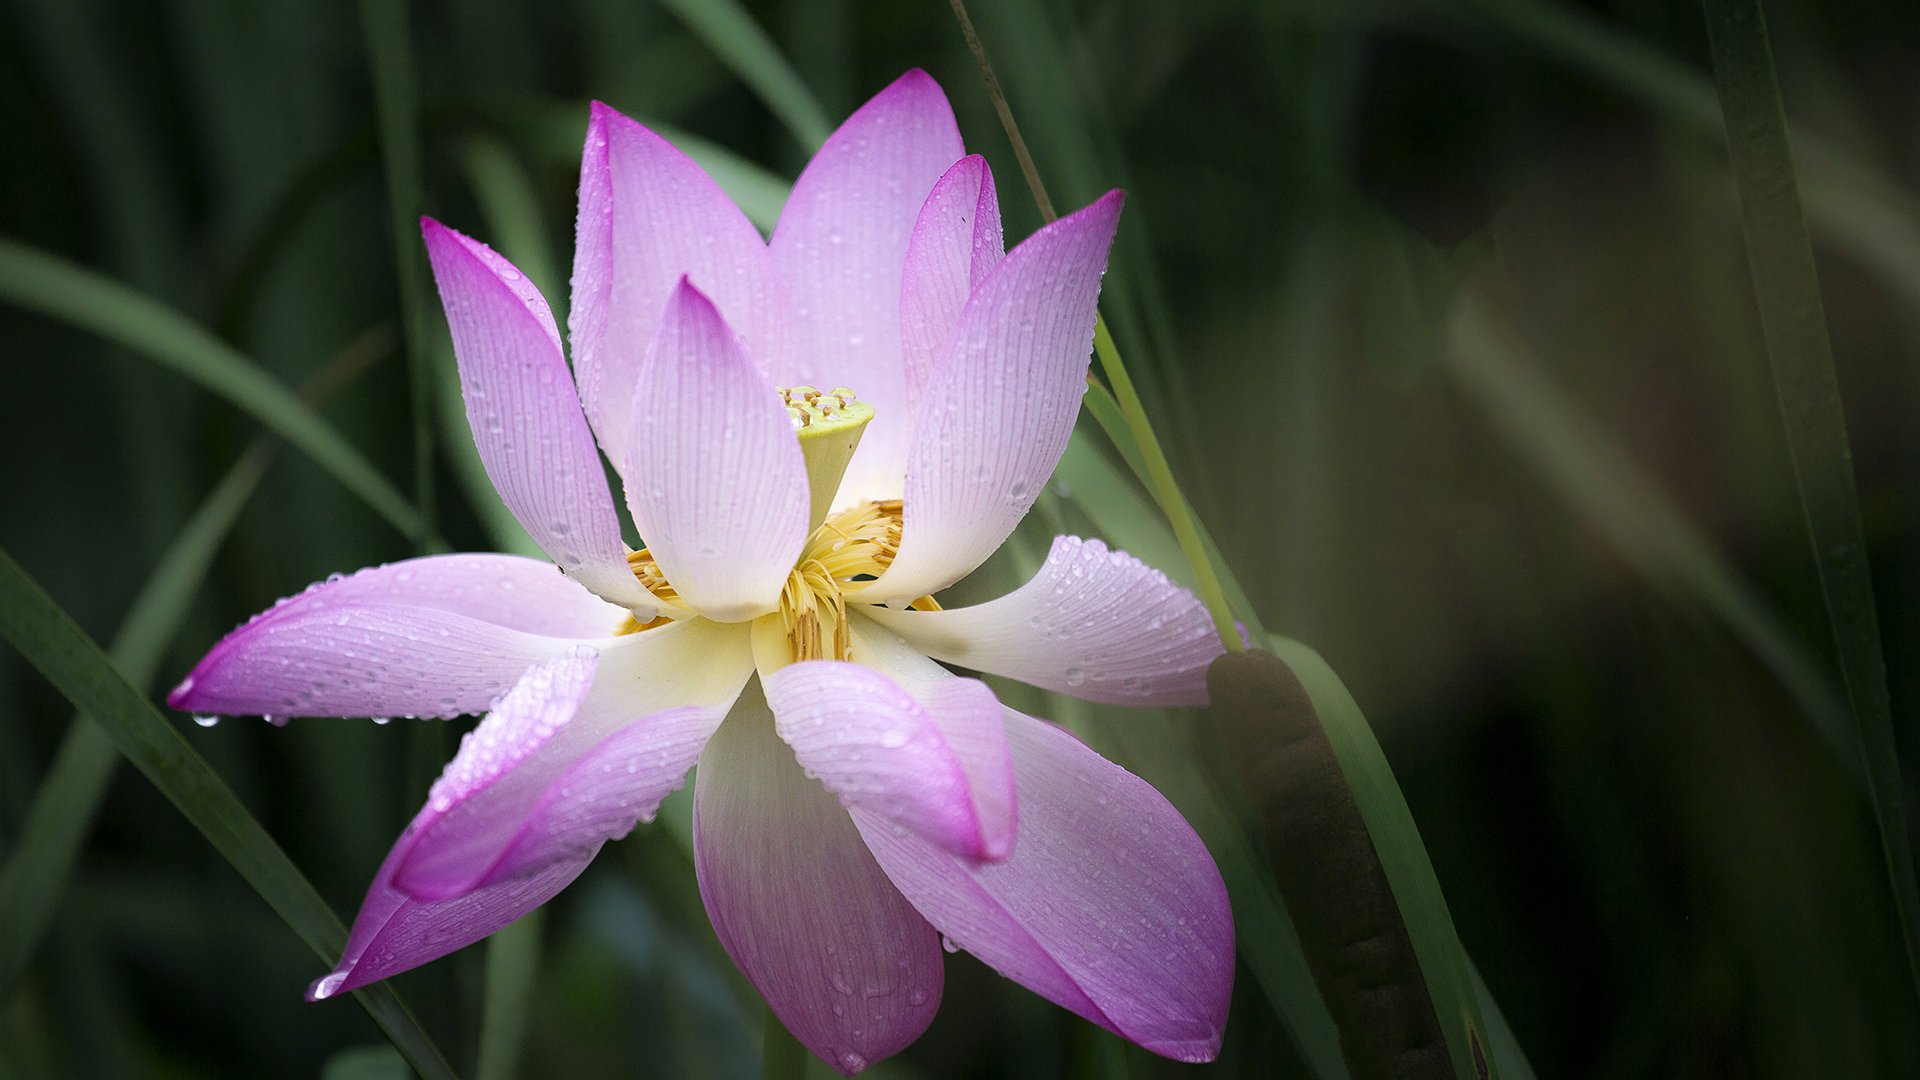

left=770, top=70, right=965, bottom=508
left=421, top=219, right=657, bottom=614
left=309, top=624, right=755, bottom=996
left=846, top=618, right=1017, bottom=859
left=391, top=617, right=752, bottom=895
left=168, top=555, right=630, bottom=720
left=764, top=659, right=1010, bottom=860
left=622, top=279, right=809, bottom=622
left=571, top=103, right=794, bottom=459
left=312, top=654, right=602, bottom=998
left=862, top=192, right=1125, bottom=604
left=309, top=839, right=584, bottom=1001
left=900, top=154, right=1003, bottom=417
left=863, top=536, right=1223, bottom=706
left=852, top=708, right=1232, bottom=1062
left=694, top=684, right=943, bottom=1074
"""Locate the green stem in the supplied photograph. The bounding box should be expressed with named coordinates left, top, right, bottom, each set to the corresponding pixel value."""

left=1702, top=0, right=1920, bottom=1000
left=1090, top=319, right=1242, bottom=651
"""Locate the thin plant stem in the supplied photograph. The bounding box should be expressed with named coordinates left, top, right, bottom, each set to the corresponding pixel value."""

left=946, top=0, right=1241, bottom=652
left=359, top=0, right=438, bottom=543
left=1702, top=0, right=1920, bottom=1000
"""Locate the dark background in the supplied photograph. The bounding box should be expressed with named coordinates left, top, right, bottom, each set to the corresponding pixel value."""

left=3, top=0, right=1919, bottom=1076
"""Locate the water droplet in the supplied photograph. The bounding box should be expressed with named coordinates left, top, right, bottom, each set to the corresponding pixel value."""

left=309, top=972, right=346, bottom=1000
left=878, top=729, right=908, bottom=749
left=1064, top=667, right=1086, bottom=688
left=941, top=935, right=960, bottom=954
left=908, top=988, right=931, bottom=1006
left=192, top=714, right=220, bottom=728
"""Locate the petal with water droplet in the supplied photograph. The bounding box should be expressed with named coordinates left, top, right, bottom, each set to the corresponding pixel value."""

left=764, top=656, right=1010, bottom=860
left=901, top=154, right=1003, bottom=419
left=422, top=219, right=658, bottom=614
left=574, top=103, right=794, bottom=459
left=694, top=681, right=942, bottom=1073
left=863, top=535, right=1224, bottom=706
left=851, top=707, right=1232, bottom=1063
left=311, top=622, right=754, bottom=995
left=862, top=192, right=1124, bottom=604
left=770, top=70, right=965, bottom=510
left=622, top=280, right=808, bottom=622
left=168, top=555, right=630, bottom=720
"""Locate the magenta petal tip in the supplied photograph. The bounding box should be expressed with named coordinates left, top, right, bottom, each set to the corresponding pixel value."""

left=305, top=970, right=348, bottom=1003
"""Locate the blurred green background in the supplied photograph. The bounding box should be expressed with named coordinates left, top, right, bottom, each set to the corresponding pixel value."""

left=3, top=0, right=1919, bottom=1077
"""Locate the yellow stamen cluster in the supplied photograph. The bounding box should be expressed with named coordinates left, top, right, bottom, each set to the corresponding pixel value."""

left=614, top=549, right=680, bottom=635
left=775, top=499, right=939, bottom=662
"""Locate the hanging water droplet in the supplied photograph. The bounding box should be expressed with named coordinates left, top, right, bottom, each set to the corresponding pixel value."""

left=941, top=935, right=960, bottom=954
left=192, top=714, right=220, bottom=728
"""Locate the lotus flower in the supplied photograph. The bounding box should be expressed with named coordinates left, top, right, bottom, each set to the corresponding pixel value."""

left=169, top=71, right=1233, bottom=1072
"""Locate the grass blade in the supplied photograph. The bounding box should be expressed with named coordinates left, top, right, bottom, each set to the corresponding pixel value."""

left=656, top=0, right=833, bottom=150
left=358, top=0, right=439, bottom=540
left=0, top=547, right=459, bottom=1079
left=0, top=240, right=430, bottom=544
left=1701, top=0, right=1920, bottom=996
left=0, top=327, right=394, bottom=1003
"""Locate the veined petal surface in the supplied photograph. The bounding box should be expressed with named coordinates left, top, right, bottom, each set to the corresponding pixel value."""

left=853, top=708, right=1232, bottom=1062
left=694, top=682, right=943, bottom=1075
left=572, top=103, right=793, bottom=457
left=864, top=536, right=1222, bottom=706
left=900, top=154, right=1003, bottom=416
left=421, top=219, right=656, bottom=614
left=864, top=192, right=1124, bottom=603
left=623, top=280, right=809, bottom=622
left=770, top=69, right=964, bottom=508
left=168, top=555, right=629, bottom=719
left=764, top=659, right=1009, bottom=860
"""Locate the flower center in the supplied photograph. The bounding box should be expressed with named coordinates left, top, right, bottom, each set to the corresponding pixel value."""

left=614, top=384, right=934, bottom=652
left=764, top=498, right=936, bottom=664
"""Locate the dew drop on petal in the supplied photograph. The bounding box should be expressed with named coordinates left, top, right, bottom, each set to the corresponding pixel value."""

left=941, top=935, right=960, bottom=954
left=1064, top=667, right=1086, bottom=688
left=192, top=714, right=220, bottom=728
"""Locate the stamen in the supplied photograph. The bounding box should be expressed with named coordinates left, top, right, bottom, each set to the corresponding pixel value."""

left=767, top=499, right=909, bottom=663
